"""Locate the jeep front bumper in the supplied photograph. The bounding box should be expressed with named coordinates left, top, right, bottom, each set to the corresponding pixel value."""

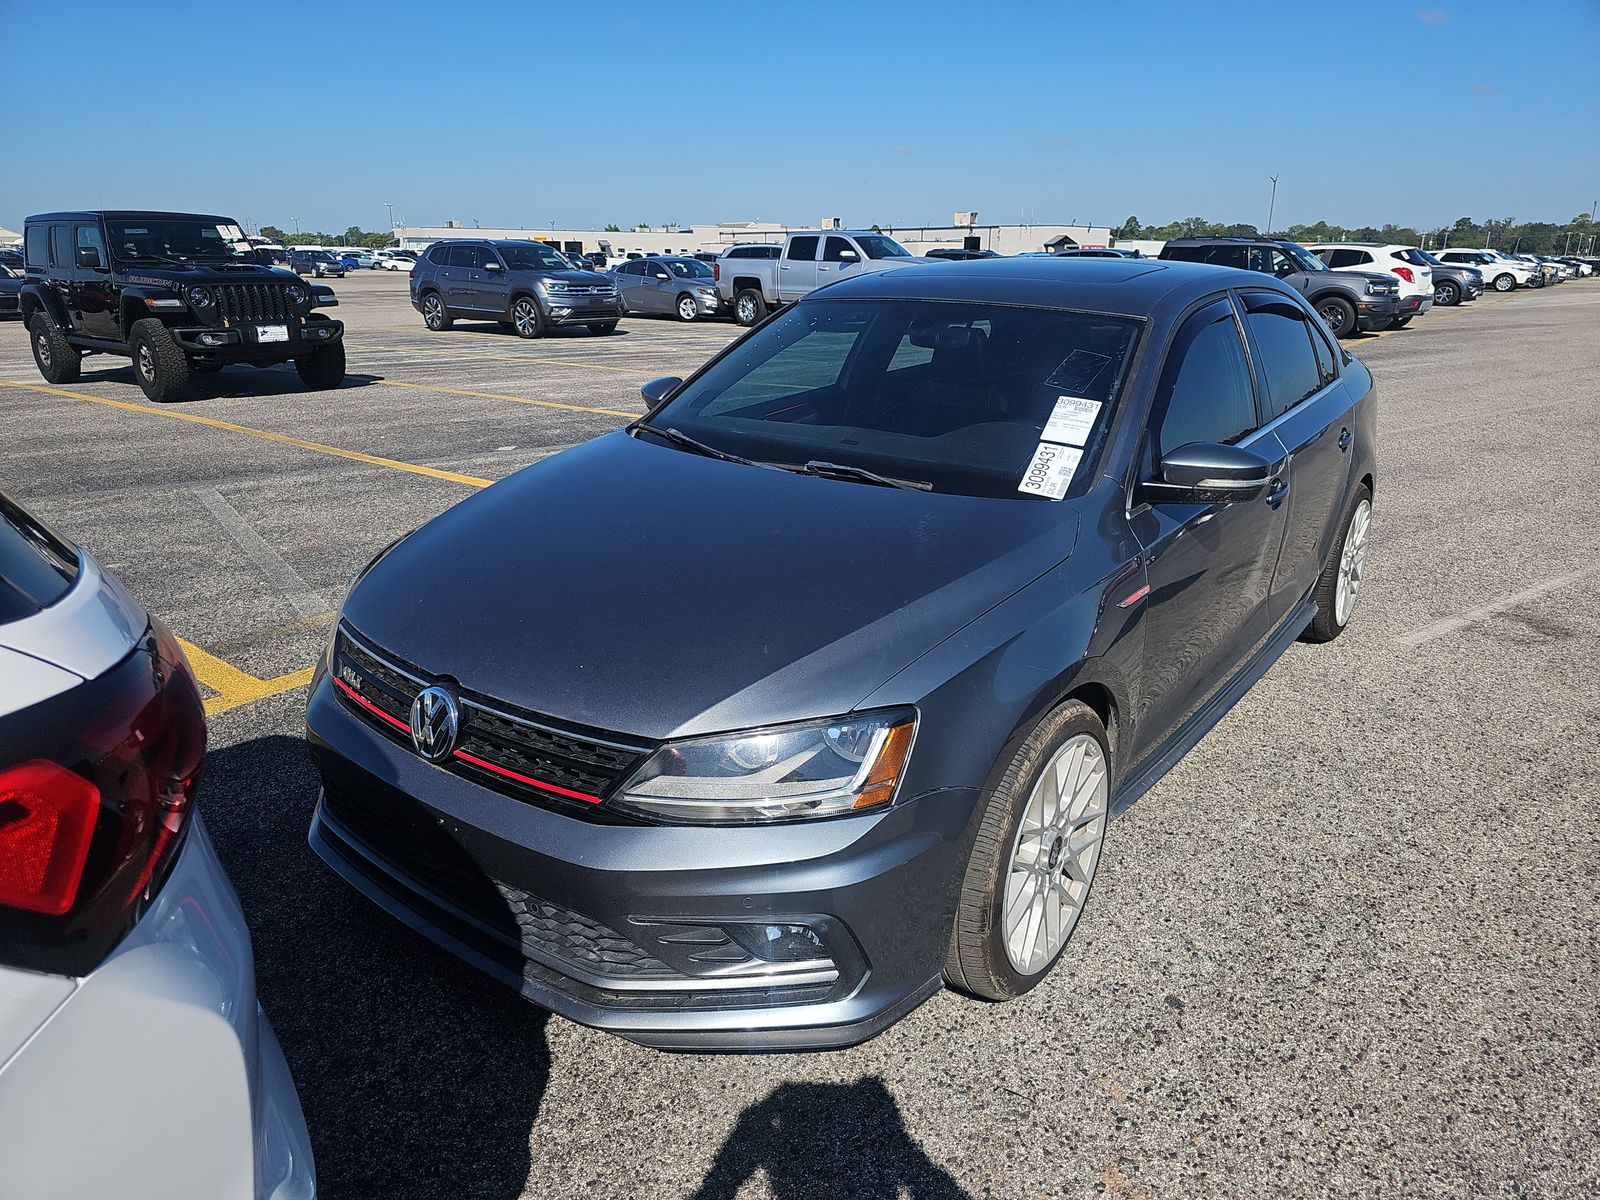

left=172, top=317, right=344, bottom=358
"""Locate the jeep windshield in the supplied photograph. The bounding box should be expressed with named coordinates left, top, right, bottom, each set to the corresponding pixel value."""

left=105, top=218, right=254, bottom=264
left=855, top=235, right=913, bottom=260
left=498, top=243, right=570, bottom=270
left=640, top=299, right=1140, bottom=500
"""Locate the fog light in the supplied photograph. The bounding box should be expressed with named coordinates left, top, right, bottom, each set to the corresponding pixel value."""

left=725, top=922, right=829, bottom=964
left=198, top=332, right=225, bottom=346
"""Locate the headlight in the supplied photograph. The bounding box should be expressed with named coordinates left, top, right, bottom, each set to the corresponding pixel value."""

left=285, top=284, right=307, bottom=306
left=611, top=709, right=916, bottom=824
left=185, top=285, right=213, bottom=308
left=537, top=279, right=568, bottom=294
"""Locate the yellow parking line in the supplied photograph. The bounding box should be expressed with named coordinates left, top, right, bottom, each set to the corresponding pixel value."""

left=0, top=379, right=492, bottom=487
left=362, top=346, right=656, bottom=374
left=377, top=378, right=637, bottom=418
left=177, top=637, right=318, bottom=717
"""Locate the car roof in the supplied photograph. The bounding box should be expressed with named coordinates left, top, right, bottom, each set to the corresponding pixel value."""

left=1163, top=236, right=1286, bottom=245
left=811, top=257, right=1294, bottom=318
left=26, top=210, right=235, bottom=223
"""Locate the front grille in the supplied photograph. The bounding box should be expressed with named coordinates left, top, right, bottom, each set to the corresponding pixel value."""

left=548, top=284, right=617, bottom=297
left=215, top=282, right=296, bottom=323
left=332, top=624, right=651, bottom=814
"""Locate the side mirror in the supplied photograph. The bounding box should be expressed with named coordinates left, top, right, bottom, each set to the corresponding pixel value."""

left=483, top=260, right=503, bottom=271
left=1141, top=441, right=1275, bottom=506
left=653, top=271, right=670, bottom=280
left=640, top=377, right=682, bottom=406
left=76, top=246, right=102, bottom=269
left=837, top=249, right=859, bottom=261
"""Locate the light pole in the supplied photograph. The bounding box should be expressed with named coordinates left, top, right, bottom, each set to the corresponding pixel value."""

left=1266, top=174, right=1279, bottom=236
left=290, top=215, right=300, bottom=236
left=384, top=202, right=396, bottom=231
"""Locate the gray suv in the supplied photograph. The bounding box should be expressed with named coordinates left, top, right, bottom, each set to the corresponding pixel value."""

left=410, top=238, right=623, bottom=337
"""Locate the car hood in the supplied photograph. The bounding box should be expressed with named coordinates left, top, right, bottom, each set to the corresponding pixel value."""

left=536, top=269, right=614, bottom=285
left=342, top=432, right=1079, bottom=741
left=112, top=262, right=299, bottom=285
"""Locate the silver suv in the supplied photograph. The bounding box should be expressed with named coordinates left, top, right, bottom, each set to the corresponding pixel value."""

left=409, top=238, right=623, bottom=337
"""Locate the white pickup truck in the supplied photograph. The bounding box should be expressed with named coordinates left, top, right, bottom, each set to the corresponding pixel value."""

left=716, top=231, right=933, bottom=326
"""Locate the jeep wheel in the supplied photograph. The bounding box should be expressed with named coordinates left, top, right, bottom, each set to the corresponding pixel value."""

left=1433, top=279, right=1460, bottom=306
left=29, top=315, right=81, bottom=385
left=421, top=292, right=452, bottom=331
left=294, top=341, right=346, bottom=390
left=1491, top=272, right=1516, bottom=293
left=676, top=294, right=700, bottom=322
left=734, top=289, right=766, bottom=327
left=128, top=319, right=192, bottom=403
left=1315, top=295, right=1358, bottom=339
left=587, top=321, right=618, bottom=335
left=511, top=296, right=545, bottom=339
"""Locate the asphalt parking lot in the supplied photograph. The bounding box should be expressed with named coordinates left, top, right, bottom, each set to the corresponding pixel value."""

left=3, top=272, right=1598, bottom=1199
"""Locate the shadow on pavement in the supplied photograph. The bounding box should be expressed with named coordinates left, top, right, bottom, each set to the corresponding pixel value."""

left=690, top=1078, right=971, bottom=1200
left=201, top=734, right=549, bottom=1200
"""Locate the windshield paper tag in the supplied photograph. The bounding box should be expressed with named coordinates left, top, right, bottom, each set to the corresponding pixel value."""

left=1042, top=395, right=1101, bottom=447
left=1018, top=442, right=1082, bottom=500
left=216, top=223, right=246, bottom=243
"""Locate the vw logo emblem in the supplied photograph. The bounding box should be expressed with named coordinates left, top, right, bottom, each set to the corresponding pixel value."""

left=409, top=685, right=460, bottom=762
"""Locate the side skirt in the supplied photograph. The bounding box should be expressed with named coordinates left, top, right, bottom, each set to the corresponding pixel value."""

left=1109, top=598, right=1316, bottom=820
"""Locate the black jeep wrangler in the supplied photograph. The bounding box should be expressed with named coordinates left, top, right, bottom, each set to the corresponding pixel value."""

left=20, top=210, right=345, bottom=403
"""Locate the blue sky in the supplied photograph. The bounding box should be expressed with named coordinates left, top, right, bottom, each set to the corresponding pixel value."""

left=5, top=0, right=1596, bottom=235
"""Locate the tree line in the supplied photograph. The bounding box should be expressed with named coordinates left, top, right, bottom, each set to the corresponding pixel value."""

left=1115, top=212, right=1599, bottom=254
left=256, top=225, right=393, bottom=248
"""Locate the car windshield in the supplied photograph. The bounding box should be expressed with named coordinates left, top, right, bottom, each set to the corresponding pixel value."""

left=855, top=235, right=913, bottom=259
left=1280, top=243, right=1327, bottom=273
left=0, top=263, right=17, bottom=279
left=643, top=299, right=1141, bottom=500
left=665, top=259, right=714, bottom=278
left=106, top=218, right=253, bottom=263
left=498, top=243, right=571, bottom=270
left=310, top=252, right=334, bottom=261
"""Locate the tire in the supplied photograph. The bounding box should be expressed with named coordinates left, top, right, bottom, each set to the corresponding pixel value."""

left=945, top=700, right=1111, bottom=1002
left=1492, top=272, right=1516, bottom=293
left=510, top=295, right=545, bottom=338
left=734, top=288, right=766, bottom=327
left=675, top=294, right=700, bottom=322
left=1433, top=279, right=1460, bottom=307
left=128, top=318, right=192, bottom=403
left=420, top=291, right=452, bottom=331
left=29, top=314, right=80, bottom=385
left=587, top=321, right=618, bottom=335
left=294, top=341, right=345, bottom=390
left=1314, top=295, right=1358, bottom=339
left=1304, top=484, right=1372, bottom=643
left=1388, top=315, right=1413, bottom=329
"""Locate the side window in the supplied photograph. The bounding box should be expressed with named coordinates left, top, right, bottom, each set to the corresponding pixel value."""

left=1326, top=249, right=1363, bottom=268
left=1241, top=293, right=1325, bottom=419
left=823, top=236, right=856, bottom=262
left=786, top=236, right=818, bottom=262
left=1161, top=245, right=1206, bottom=263
left=26, top=226, right=48, bottom=268
left=50, top=225, right=73, bottom=269
left=75, top=225, right=107, bottom=266
left=447, top=244, right=477, bottom=268
left=1150, top=300, right=1258, bottom=459
left=761, top=246, right=780, bottom=259
left=426, top=243, right=449, bottom=265
left=1203, top=246, right=1248, bottom=269
left=479, top=247, right=502, bottom=269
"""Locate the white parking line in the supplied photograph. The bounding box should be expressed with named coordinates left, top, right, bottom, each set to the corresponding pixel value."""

left=197, top=488, right=328, bottom=620
left=1395, top=563, right=1600, bottom=646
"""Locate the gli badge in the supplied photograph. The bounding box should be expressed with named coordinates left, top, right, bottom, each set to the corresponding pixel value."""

left=408, top=685, right=460, bottom=762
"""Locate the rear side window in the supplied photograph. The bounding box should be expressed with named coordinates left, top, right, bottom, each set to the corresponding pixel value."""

left=1160, top=244, right=1206, bottom=263
left=49, top=226, right=72, bottom=269
left=786, top=236, right=818, bottom=262
left=1325, top=249, right=1369, bottom=267
left=447, top=244, right=478, bottom=268
left=25, top=226, right=48, bottom=268
left=1151, top=299, right=1257, bottom=456
left=1241, top=294, right=1325, bottom=419
left=1203, top=246, right=1248, bottom=269
left=0, top=496, right=79, bottom=624
left=426, top=243, right=449, bottom=265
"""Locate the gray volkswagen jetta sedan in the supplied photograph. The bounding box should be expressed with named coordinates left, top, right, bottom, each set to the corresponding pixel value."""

left=307, top=257, right=1376, bottom=1051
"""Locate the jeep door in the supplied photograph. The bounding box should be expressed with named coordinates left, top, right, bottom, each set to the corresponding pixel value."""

left=45, top=225, right=81, bottom=333
left=778, top=235, right=820, bottom=303
left=1125, top=295, right=1292, bottom=763
left=1236, top=290, right=1354, bottom=621
left=71, top=223, right=118, bottom=339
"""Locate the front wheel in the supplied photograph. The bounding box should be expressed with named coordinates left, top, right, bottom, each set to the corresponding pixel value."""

left=945, top=701, right=1110, bottom=1001
left=294, top=341, right=346, bottom=390
left=1434, top=280, right=1460, bottom=306
left=734, top=289, right=766, bottom=327
left=511, top=296, right=544, bottom=338
left=421, top=292, right=452, bottom=331
left=1315, top=295, right=1358, bottom=339
left=128, top=318, right=192, bottom=403
left=675, top=294, right=700, bottom=322
left=1492, top=272, right=1516, bottom=292
left=1304, top=484, right=1372, bottom=643
left=1388, top=315, right=1413, bottom=330
left=29, top=314, right=81, bottom=385
left=587, top=321, right=618, bottom=335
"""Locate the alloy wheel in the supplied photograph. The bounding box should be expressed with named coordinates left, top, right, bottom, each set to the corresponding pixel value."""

left=136, top=342, right=155, bottom=384
left=1001, top=734, right=1108, bottom=975
left=1335, top=498, right=1372, bottom=626
left=678, top=296, right=698, bottom=321
left=514, top=299, right=538, bottom=336
left=35, top=332, right=51, bottom=369
left=737, top=296, right=757, bottom=324
left=424, top=295, right=444, bottom=329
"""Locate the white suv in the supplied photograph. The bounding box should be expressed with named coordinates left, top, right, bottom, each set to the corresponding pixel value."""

left=1307, top=243, right=1434, bottom=326
left=1432, top=249, right=1535, bottom=293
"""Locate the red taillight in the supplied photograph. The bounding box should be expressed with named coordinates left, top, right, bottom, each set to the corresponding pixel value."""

left=0, top=761, right=100, bottom=916
left=1393, top=266, right=1414, bottom=284
left=712, top=262, right=720, bottom=282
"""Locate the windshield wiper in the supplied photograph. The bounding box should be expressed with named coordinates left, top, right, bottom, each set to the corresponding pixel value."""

left=636, top=425, right=757, bottom=467
left=798, top=460, right=932, bottom=492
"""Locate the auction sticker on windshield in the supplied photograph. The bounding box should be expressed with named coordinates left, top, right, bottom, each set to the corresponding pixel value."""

left=1018, top=442, right=1082, bottom=500
left=256, top=325, right=289, bottom=343
left=1042, top=396, right=1101, bottom=447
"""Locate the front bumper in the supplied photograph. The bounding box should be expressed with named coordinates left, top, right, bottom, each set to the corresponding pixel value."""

left=541, top=298, right=624, bottom=326
left=0, top=813, right=315, bottom=1199
left=173, top=317, right=344, bottom=360
left=1355, top=295, right=1403, bottom=330
left=305, top=677, right=967, bottom=1051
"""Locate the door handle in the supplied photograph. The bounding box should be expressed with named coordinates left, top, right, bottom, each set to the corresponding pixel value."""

left=1337, top=427, right=1353, bottom=452
left=1266, top=478, right=1289, bottom=510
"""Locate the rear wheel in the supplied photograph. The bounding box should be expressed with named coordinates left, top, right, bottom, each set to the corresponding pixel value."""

left=676, top=294, right=700, bottom=322
left=511, top=296, right=544, bottom=338
left=1388, top=315, right=1413, bottom=329
left=734, top=289, right=766, bottom=327
left=421, top=291, right=452, bottom=330
left=1433, top=279, right=1460, bottom=306
left=294, top=340, right=346, bottom=390
left=1492, top=272, right=1516, bottom=292
left=1315, top=295, right=1357, bottom=339
left=1305, top=485, right=1372, bottom=643
left=128, top=318, right=192, bottom=403
left=587, top=321, right=618, bottom=335
left=28, top=314, right=80, bottom=385
left=945, top=701, right=1110, bottom=1001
